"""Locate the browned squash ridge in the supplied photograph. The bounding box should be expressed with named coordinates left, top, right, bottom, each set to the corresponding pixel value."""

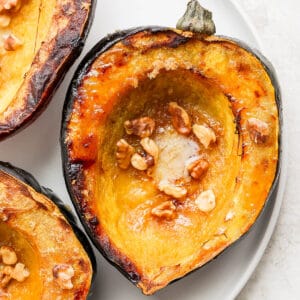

left=61, top=26, right=281, bottom=295
left=0, top=0, right=95, bottom=140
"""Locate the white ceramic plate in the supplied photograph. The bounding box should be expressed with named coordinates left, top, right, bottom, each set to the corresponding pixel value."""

left=0, top=0, right=286, bottom=299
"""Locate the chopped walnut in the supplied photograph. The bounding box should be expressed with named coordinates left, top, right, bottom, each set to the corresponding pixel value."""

left=151, top=201, right=176, bottom=219
left=116, top=139, right=134, bottom=169
left=187, top=158, right=209, bottom=180
left=0, top=246, right=17, bottom=265
left=0, top=267, right=12, bottom=288
left=53, top=264, right=74, bottom=290
left=192, top=124, right=216, bottom=149
left=195, top=190, right=216, bottom=212
left=0, top=15, right=10, bottom=27
left=144, top=155, right=154, bottom=167
left=10, top=263, right=29, bottom=282
left=247, top=118, right=269, bottom=144
left=124, top=117, right=155, bottom=138
left=0, top=245, right=30, bottom=291
left=131, top=153, right=153, bottom=171
left=140, top=137, right=159, bottom=163
left=0, top=263, right=29, bottom=290
left=168, top=102, right=191, bottom=136
left=2, top=34, right=22, bottom=51
left=158, top=181, right=187, bottom=199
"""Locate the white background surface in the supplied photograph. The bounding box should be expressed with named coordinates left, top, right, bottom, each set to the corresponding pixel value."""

left=235, top=0, right=300, bottom=299
left=0, top=0, right=298, bottom=299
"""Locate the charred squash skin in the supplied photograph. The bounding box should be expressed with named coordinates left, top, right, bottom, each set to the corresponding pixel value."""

left=61, top=26, right=281, bottom=295
left=0, top=0, right=96, bottom=141
left=0, top=162, right=96, bottom=299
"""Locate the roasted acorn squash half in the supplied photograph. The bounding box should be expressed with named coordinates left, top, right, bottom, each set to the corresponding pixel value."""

left=0, top=0, right=95, bottom=140
left=0, top=162, right=96, bottom=299
left=61, top=1, right=281, bottom=295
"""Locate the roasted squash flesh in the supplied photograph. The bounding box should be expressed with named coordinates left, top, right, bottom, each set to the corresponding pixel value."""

left=62, top=29, right=280, bottom=294
left=0, top=222, right=42, bottom=298
left=0, top=165, right=94, bottom=299
left=0, top=0, right=56, bottom=113
left=0, top=0, right=94, bottom=140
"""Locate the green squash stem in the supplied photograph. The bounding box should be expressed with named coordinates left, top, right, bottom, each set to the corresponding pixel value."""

left=176, top=0, right=216, bottom=35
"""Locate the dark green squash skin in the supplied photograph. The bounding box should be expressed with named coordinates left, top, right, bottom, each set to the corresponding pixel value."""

left=0, top=161, right=97, bottom=287
left=61, top=26, right=282, bottom=291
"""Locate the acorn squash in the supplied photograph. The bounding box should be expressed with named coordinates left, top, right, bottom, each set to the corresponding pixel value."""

left=0, top=162, right=96, bottom=299
left=0, top=0, right=95, bottom=140
left=61, top=1, right=281, bottom=295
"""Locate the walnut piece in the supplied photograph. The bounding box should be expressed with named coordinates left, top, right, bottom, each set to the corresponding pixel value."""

left=10, top=263, right=29, bottom=282
left=131, top=153, right=154, bottom=171
left=116, top=139, right=134, bottom=169
left=158, top=180, right=187, bottom=199
left=0, top=15, right=10, bottom=27
left=0, top=263, right=29, bottom=289
left=192, top=124, right=216, bottom=149
left=195, top=189, right=216, bottom=212
left=0, top=246, right=17, bottom=265
left=53, top=264, right=74, bottom=290
left=0, top=267, right=12, bottom=288
left=187, top=158, right=209, bottom=180
left=140, top=137, right=159, bottom=163
left=2, top=34, right=22, bottom=51
left=124, top=117, right=155, bottom=138
left=168, top=102, right=191, bottom=136
left=247, top=118, right=269, bottom=144
left=151, top=201, right=176, bottom=219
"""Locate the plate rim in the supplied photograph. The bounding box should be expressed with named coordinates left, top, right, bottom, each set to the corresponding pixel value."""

left=226, top=1, right=287, bottom=298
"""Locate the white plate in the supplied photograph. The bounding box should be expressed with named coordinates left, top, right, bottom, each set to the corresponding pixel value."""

left=0, top=1, right=287, bottom=299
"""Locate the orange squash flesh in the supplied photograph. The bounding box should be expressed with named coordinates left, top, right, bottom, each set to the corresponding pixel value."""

left=0, top=167, right=94, bottom=299
left=0, top=0, right=56, bottom=113
left=0, top=222, right=42, bottom=298
left=0, top=0, right=94, bottom=140
left=63, top=29, right=279, bottom=294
